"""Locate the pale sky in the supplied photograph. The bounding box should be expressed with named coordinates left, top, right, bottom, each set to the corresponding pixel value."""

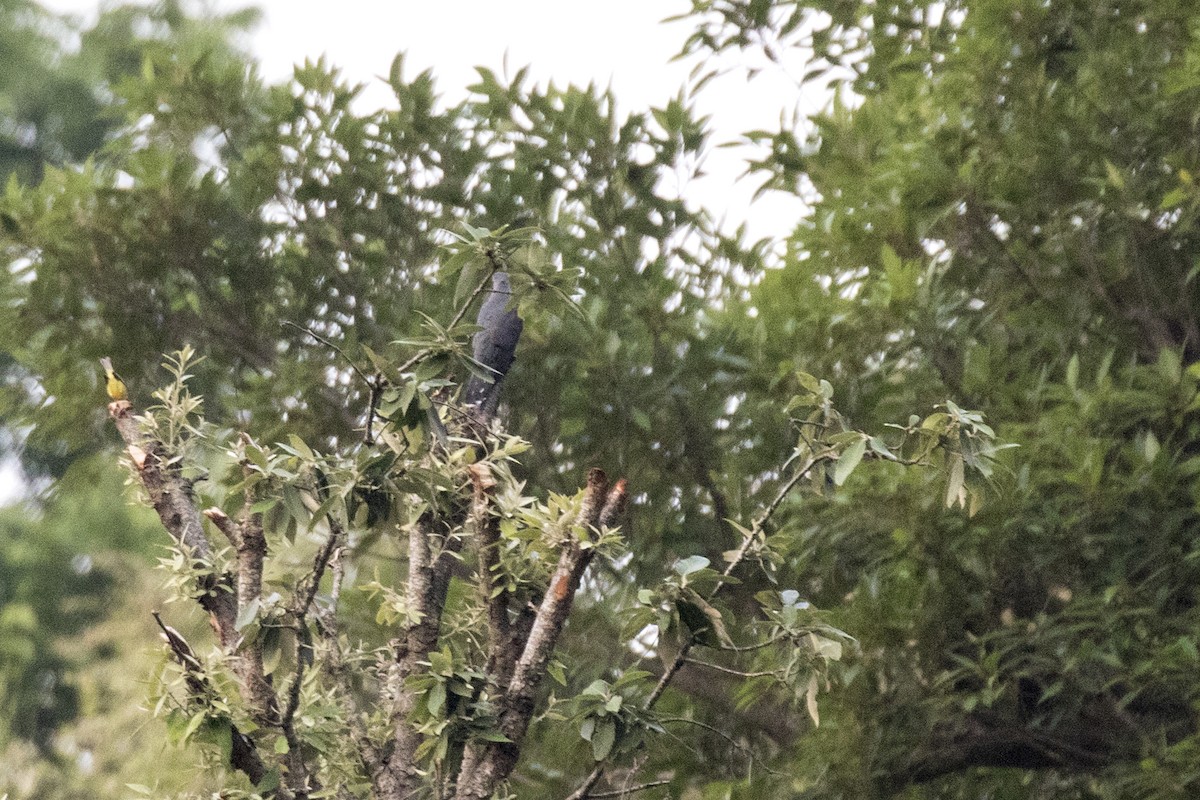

left=39, top=0, right=815, bottom=240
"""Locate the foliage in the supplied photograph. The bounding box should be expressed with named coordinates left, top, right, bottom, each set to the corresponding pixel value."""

left=2, top=0, right=1199, bottom=798
left=92, top=230, right=982, bottom=795
left=679, top=0, right=1200, bottom=796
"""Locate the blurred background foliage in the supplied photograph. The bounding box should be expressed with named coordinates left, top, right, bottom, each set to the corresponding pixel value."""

left=1, top=0, right=1200, bottom=797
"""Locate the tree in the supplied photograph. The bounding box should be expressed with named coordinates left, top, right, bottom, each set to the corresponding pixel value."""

left=95, top=289, right=982, bottom=800
left=4, top=2, right=985, bottom=791
left=5, top=0, right=1200, bottom=798
left=680, top=0, right=1200, bottom=796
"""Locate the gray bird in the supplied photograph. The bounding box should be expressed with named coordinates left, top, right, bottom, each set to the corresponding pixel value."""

left=464, top=271, right=523, bottom=417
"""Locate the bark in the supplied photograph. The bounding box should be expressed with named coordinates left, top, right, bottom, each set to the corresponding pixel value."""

left=453, top=470, right=626, bottom=800
left=109, top=401, right=238, bottom=647
left=376, top=510, right=465, bottom=798
left=109, top=393, right=638, bottom=800
left=108, top=402, right=310, bottom=796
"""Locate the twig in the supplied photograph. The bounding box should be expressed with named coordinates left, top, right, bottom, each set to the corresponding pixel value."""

left=283, top=321, right=374, bottom=386
left=650, top=452, right=826, bottom=708
left=711, top=634, right=786, bottom=653
left=568, top=453, right=827, bottom=800
left=584, top=779, right=672, bottom=798
left=296, top=519, right=348, bottom=618
left=311, top=549, right=383, bottom=775
left=283, top=519, right=349, bottom=729
left=284, top=321, right=383, bottom=446
left=152, top=611, right=267, bottom=785
left=657, top=717, right=784, bottom=776
left=682, top=659, right=776, bottom=679
left=394, top=270, right=495, bottom=375
left=364, top=372, right=385, bottom=445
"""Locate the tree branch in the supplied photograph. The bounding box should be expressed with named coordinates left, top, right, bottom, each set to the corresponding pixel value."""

left=585, top=779, right=672, bottom=798
left=567, top=453, right=826, bottom=799
left=108, top=400, right=238, bottom=648
left=311, top=549, right=384, bottom=777
left=111, top=403, right=310, bottom=795
left=469, top=463, right=515, bottom=686
left=379, top=507, right=467, bottom=798
left=454, top=470, right=627, bottom=800
left=152, top=612, right=267, bottom=787
left=682, top=659, right=776, bottom=679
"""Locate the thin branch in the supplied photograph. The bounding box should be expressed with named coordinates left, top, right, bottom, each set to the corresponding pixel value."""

left=311, top=549, right=383, bottom=776
left=283, top=320, right=373, bottom=386
left=297, top=518, right=348, bottom=619
left=450, top=266, right=499, bottom=332
left=364, top=372, right=385, bottom=445
left=657, top=716, right=784, bottom=776
left=395, top=269, right=495, bottom=375
left=284, top=322, right=387, bottom=446
left=569, top=453, right=826, bottom=799
left=584, top=779, right=673, bottom=798
left=152, top=612, right=267, bottom=786
left=739, top=450, right=825, bottom=568
left=651, top=452, right=826, bottom=709
left=711, top=634, right=787, bottom=653
left=682, top=659, right=776, bottom=679
left=282, top=518, right=347, bottom=730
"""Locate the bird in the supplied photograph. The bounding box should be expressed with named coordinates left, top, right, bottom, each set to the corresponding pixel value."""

left=99, top=356, right=128, bottom=401
left=463, top=271, right=523, bottom=418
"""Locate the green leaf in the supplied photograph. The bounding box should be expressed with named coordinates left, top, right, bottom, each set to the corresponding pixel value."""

left=880, top=243, right=901, bottom=274
left=867, top=436, right=895, bottom=460
left=183, top=710, right=207, bottom=741
left=591, top=718, right=616, bottom=761
left=795, top=371, right=821, bottom=394
left=1104, top=159, right=1125, bottom=189
left=1160, top=187, right=1188, bottom=209
left=1143, top=431, right=1160, bottom=463
left=804, top=674, right=820, bottom=726
left=455, top=258, right=484, bottom=308
left=256, top=768, right=281, bottom=793
left=250, top=497, right=277, bottom=514
left=945, top=454, right=965, bottom=508
left=673, top=555, right=710, bottom=576
left=833, top=437, right=866, bottom=486
left=427, top=681, right=447, bottom=716
left=807, top=633, right=843, bottom=661
left=234, top=596, right=261, bottom=631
